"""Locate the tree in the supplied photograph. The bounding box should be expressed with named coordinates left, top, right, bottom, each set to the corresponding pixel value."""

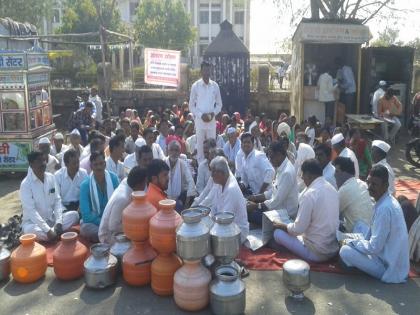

left=407, top=38, right=420, bottom=62
left=57, top=0, right=122, bottom=34
left=134, top=0, right=196, bottom=53
left=0, top=0, right=53, bottom=28
left=371, top=27, right=403, bottom=47
left=273, top=0, right=399, bottom=26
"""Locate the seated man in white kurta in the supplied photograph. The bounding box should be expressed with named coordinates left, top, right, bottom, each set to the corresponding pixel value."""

left=209, top=156, right=249, bottom=243
left=21, top=151, right=79, bottom=242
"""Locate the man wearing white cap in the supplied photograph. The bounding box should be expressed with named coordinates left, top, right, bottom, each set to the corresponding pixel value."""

left=38, top=137, right=60, bottom=174
left=249, top=121, right=263, bottom=151
left=295, top=132, right=315, bottom=191
left=331, top=133, right=359, bottom=178
left=371, top=80, right=387, bottom=117
left=189, top=61, right=223, bottom=163
left=371, top=140, right=395, bottom=195
left=223, top=127, right=241, bottom=164
left=68, top=129, right=84, bottom=158
left=123, top=138, right=152, bottom=174
left=51, top=132, right=68, bottom=162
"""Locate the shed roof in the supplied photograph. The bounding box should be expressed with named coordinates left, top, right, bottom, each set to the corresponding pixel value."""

left=205, top=20, right=249, bottom=56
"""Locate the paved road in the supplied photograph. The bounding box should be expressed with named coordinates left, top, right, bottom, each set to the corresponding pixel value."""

left=1, top=268, right=420, bottom=315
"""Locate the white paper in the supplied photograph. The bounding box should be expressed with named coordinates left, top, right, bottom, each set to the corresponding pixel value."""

left=336, top=230, right=364, bottom=242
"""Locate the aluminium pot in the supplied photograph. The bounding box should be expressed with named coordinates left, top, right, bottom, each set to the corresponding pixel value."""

left=283, top=259, right=310, bottom=300
left=210, top=212, right=241, bottom=263
left=84, top=243, right=117, bottom=289
left=210, top=265, right=246, bottom=315
left=0, top=244, right=10, bottom=281
left=176, top=209, right=210, bottom=261
left=190, top=205, right=214, bottom=230
left=110, top=233, right=131, bottom=270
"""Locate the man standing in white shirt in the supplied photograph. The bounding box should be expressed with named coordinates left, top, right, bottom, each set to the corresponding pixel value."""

left=55, top=149, right=88, bottom=211
left=89, top=87, right=103, bottom=125
left=38, top=137, right=60, bottom=174
left=237, top=132, right=274, bottom=196
left=247, top=139, right=299, bottom=223
left=189, top=61, right=223, bottom=162
left=334, top=157, right=373, bottom=234
left=144, top=128, right=165, bottom=160
left=335, top=57, right=356, bottom=114
left=106, top=135, right=126, bottom=181
left=209, top=156, right=249, bottom=243
left=317, top=67, right=336, bottom=123
left=273, top=159, right=339, bottom=262
left=98, top=166, right=148, bottom=244
left=371, top=80, right=387, bottom=116
left=314, top=143, right=337, bottom=189
left=331, top=133, right=359, bottom=178
left=371, top=140, right=395, bottom=195
left=21, top=151, right=79, bottom=241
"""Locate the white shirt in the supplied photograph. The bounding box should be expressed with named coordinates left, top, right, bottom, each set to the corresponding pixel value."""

left=156, top=134, right=167, bottom=155
left=165, top=157, right=197, bottom=198
left=196, top=159, right=211, bottom=194
left=189, top=78, right=223, bottom=128
left=89, top=95, right=103, bottom=123
left=323, top=162, right=337, bottom=189
left=264, top=158, right=299, bottom=218
left=193, top=176, right=216, bottom=207
left=151, top=143, right=165, bottom=160
left=305, top=127, right=316, bottom=147
left=46, top=154, right=60, bottom=174
left=239, top=149, right=275, bottom=194
left=54, top=167, right=88, bottom=205
left=185, top=134, right=197, bottom=156
left=223, top=139, right=241, bottom=163
left=125, top=136, right=138, bottom=154
left=21, top=168, right=65, bottom=233
left=339, top=147, right=359, bottom=179
left=216, top=134, right=225, bottom=149
left=338, top=177, right=374, bottom=232
left=210, top=174, right=249, bottom=243
left=287, top=177, right=339, bottom=260
left=317, top=72, right=335, bottom=102
left=295, top=143, right=315, bottom=191
left=106, top=157, right=125, bottom=181
left=337, top=65, right=356, bottom=94
left=98, top=179, right=133, bottom=244
left=123, top=153, right=137, bottom=174
left=372, top=88, right=386, bottom=116
left=51, top=144, right=69, bottom=162
left=80, top=144, right=91, bottom=160
left=374, top=158, right=395, bottom=195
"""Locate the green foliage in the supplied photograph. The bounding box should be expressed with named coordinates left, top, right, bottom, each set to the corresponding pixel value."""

left=134, top=0, right=196, bottom=53
left=57, top=0, right=123, bottom=34
left=407, top=38, right=420, bottom=62
left=371, top=27, right=404, bottom=47
left=0, top=0, right=53, bottom=28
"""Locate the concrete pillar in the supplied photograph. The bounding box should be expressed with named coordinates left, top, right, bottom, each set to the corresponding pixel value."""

left=119, top=47, right=124, bottom=78
left=111, top=50, right=116, bottom=72
left=258, top=64, right=270, bottom=93
left=180, top=63, right=189, bottom=93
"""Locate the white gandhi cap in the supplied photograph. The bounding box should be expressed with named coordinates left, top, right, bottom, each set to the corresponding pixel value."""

left=135, top=137, right=146, bottom=147
left=39, top=137, right=50, bottom=145
left=372, top=140, right=391, bottom=153
left=331, top=133, right=344, bottom=145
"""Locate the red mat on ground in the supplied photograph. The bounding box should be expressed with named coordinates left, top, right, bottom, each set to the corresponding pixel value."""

left=238, top=246, right=420, bottom=278
left=395, top=179, right=420, bottom=204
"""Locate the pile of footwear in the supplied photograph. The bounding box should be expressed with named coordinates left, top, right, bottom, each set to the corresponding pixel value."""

left=0, top=215, right=22, bottom=250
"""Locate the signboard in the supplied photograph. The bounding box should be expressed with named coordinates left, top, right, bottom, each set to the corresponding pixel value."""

left=0, top=141, right=30, bottom=171
left=0, top=54, right=26, bottom=71
left=144, top=48, right=181, bottom=87
left=27, top=54, right=50, bottom=68
left=28, top=73, right=50, bottom=87
left=0, top=74, right=25, bottom=89
left=294, top=23, right=370, bottom=44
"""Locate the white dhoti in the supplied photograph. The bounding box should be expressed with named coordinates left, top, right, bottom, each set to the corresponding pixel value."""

left=196, top=125, right=216, bottom=163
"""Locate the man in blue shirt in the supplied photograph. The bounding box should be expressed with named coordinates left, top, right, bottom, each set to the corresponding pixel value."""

left=79, top=151, right=119, bottom=242
left=339, top=164, right=409, bottom=283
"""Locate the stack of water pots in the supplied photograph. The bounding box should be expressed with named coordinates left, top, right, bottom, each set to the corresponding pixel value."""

left=174, top=208, right=212, bottom=311
left=175, top=208, right=246, bottom=315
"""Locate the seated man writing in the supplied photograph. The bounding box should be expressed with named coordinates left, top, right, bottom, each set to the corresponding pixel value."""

left=79, top=151, right=120, bottom=242
left=272, top=159, right=339, bottom=262
left=247, top=139, right=299, bottom=225
left=21, top=151, right=79, bottom=241
left=334, top=157, right=373, bottom=234
left=339, top=165, right=409, bottom=283
left=98, top=166, right=147, bottom=244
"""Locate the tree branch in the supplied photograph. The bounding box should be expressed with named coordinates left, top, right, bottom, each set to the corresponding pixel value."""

left=362, top=0, right=392, bottom=24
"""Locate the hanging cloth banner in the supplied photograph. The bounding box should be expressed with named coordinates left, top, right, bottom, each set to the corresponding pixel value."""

left=144, top=48, right=181, bottom=88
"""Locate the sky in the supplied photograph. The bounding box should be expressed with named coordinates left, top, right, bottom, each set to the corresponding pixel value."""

left=250, top=0, right=420, bottom=54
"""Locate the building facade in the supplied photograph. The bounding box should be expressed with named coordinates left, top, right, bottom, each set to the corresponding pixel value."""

left=117, top=0, right=251, bottom=67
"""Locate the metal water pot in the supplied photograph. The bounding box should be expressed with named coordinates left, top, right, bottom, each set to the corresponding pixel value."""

left=0, top=244, right=10, bottom=281
left=84, top=243, right=117, bottom=289
left=190, top=205, right=214, bottom=230
left=110, top=233, right=131, bottom=269
left=283, top=259, right=310, bottom=300
left=176, top=209, right=210, bottom=261
left=210, top=265, right=246, bottom=315
left=210, top=212, right=241, bottom=263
